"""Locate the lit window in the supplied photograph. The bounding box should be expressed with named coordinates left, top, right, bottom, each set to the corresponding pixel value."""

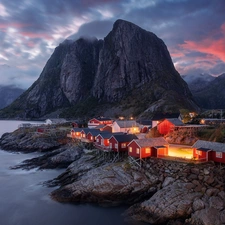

left=136, top=148, right=140, bottom=154
left=216, top=152, right=222, bottom=158
left=196, top=150, right=202, bottom=156
left=121, top=143, right=126, bottom=148
left=129, top=147, right=132, bottom=152
left=90, top=136, right=93, bottom=140
left=146, top=148, right=150, bottom=154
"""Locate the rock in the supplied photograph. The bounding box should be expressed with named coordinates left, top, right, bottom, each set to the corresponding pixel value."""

left=0, top=127, right=68, bottom=152
left=162, top=177, right=175, bottom=187
left=51, top=161, right=158, bottom=205
left=192, top=198, right=205, bottom=211
left=206, top=188, right=219, bottom=197
left=125, top=181, right=202, bottom=224
left=190, top=207, right=223, bottom=225
left=203, top=168, right=210, bottom=175
left=209, top=196, right=224, bottom=210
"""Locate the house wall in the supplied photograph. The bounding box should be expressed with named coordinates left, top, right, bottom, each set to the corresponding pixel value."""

left=101, top=126, right=112, bottom=132
left=193, top=148, right=208, bottom=161
left=109, top=137, right=118, bottom=151
left=157, top=120, right=174, bottom=135
left=128, top=141, right=153, bottom=158
left=96, top=135, right=102, bottom=145
left=157, top=147, right=168, bottom=157
left=209, top=151, right=225, bottom=163
left=80, top=130, right=86, bottom=138
left=112, top=122, right=121, bottom=133
left=87, top=133, right=95, bottom=142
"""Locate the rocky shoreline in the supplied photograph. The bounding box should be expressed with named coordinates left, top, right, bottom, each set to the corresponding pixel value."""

left=1, top=129, right=225, bottom=225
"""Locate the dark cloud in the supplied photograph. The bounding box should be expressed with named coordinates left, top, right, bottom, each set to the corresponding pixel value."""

left=68, top=20, right=114, bottom=40
left=0, top=0, right=224, bottom=88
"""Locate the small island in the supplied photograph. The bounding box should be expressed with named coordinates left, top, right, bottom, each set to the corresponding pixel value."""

left=1, top=116, right=225, bottom=225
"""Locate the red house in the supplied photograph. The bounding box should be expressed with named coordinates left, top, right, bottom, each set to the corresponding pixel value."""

left=157, top=118, right=184, bottom=135
left=80, top=128, right=100, bottom=142
left=88, top=117, right=113, bottom=128
left=95, top=124, right=112, bottom=132
left=70, top=128, right=82, bottom=139
left=128, top=137, right=168, bottom=159
left=192, top=140, right=225, bottom=163
left=109, top=134, right=137, bottom=152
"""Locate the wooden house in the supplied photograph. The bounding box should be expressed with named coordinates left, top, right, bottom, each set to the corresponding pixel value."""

left=70, top=128, right=82, bottom=139
left=128, top=137, right=168, bottom=159
left=112, top=120, right=140, bottom=134
left=95, top=132, right=124, bottom=150
left=88, top=117, right=113, bottom=128
left=152, top=113, right=182, bottom=128
left=192, top=140, right=225, bottom=163
left=109, top=134, right=138, bottom=152
left=137, top=120, right=152, bottom=133
left=94, top=124, right=112, bottom=132
left=157, top=118, right=184, bottom=135
left=87, top=130, right=109, bottom=142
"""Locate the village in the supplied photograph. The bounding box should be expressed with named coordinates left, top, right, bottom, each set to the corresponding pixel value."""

left=55, top=112, right=225, bottom=167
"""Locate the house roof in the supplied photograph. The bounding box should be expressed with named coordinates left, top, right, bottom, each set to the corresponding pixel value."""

left=110, top=134, right=138, bottom=142
left=95, top=124, right=112, bottom=129
left=114, top=120, right=140, bottom=128
left=164, top=118, right=184, bottom=126
left=89, top=117, right=112, bottom=122
left=129, top=137, right=168, bottom=148
left=98, top=132, right=124, bottom=139
left=192, top=140, right=225, bottom=153
left=137, top=120, right=152, bottom=126
left=81, top=128, right=100, bottom=134
left=152, top=113, right=180, bottom=121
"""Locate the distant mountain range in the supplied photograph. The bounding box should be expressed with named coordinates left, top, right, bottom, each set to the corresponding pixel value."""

left=0, top=20, right=200, bottom=119
left=182, top=73, right=225, bottom=109
left=0, top=85, right=24, bottom=109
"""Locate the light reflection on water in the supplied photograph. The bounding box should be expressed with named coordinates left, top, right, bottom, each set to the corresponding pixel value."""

left=0, top=120, right=143, bottom=225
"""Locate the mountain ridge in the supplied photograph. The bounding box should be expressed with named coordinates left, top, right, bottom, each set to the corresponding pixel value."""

left=0, top=19, right=199, bottom=119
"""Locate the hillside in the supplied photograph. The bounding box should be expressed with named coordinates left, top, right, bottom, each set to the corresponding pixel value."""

left=0, top=20, right=199, bottom=119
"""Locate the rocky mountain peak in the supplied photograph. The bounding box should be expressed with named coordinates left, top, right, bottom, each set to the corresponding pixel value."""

left=0, top=20, right=199, bottom=119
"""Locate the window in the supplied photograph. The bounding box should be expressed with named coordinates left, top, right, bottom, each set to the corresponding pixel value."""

left=146, top=148, right=150, bottom=154
left=115, top=144, right=118, bottom=149
left=196, top=150, right=202, bottom=156
left=129, top=147, right=132, bottom=152
left=101, top=140, right=104, bottom=145
left=90, top=136, right=93, bottom=140
left=216, top=152, right=222, bottom=158
left=121, top=143, right=126, bottom=148
left=136, top=148, right=140, bottom=154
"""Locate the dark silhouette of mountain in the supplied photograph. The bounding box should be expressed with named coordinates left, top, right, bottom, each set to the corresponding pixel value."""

left=0, top=85, right=24, bottom=109
left=191, top=73, right=225, bottom=109
left=0, top=20, right=198, bottom=119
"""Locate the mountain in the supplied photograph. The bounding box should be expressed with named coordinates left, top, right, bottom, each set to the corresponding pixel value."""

left=0, top=85, right=24, bottom=109
left=0, top=19, right=199, bottom=119
left=182, top=73, right=215, bottom=93
left=191, top=73, right=225, bottom=109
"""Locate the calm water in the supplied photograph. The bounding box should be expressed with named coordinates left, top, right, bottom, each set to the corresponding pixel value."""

left=0, top=120, right=138, bottom=225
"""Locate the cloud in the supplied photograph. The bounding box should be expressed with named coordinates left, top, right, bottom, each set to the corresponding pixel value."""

left=0, top=0, right=225, bottom=89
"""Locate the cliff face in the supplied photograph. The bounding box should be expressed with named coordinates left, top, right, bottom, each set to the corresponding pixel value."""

left=0, top=19, right=199, bottom=119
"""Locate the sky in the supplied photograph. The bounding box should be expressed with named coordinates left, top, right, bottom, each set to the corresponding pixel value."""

left=0, top=0, right=225, bottom=89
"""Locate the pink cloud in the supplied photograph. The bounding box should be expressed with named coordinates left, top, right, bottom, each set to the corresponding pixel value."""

left=20, top=32, right=53, bottom=40
left=0, top=22, right=28, bottom=30
left=180, top=23, right=225, bottom=62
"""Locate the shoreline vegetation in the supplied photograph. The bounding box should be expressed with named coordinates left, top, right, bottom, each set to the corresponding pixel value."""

left=1, top=124, right=225, bottom=225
